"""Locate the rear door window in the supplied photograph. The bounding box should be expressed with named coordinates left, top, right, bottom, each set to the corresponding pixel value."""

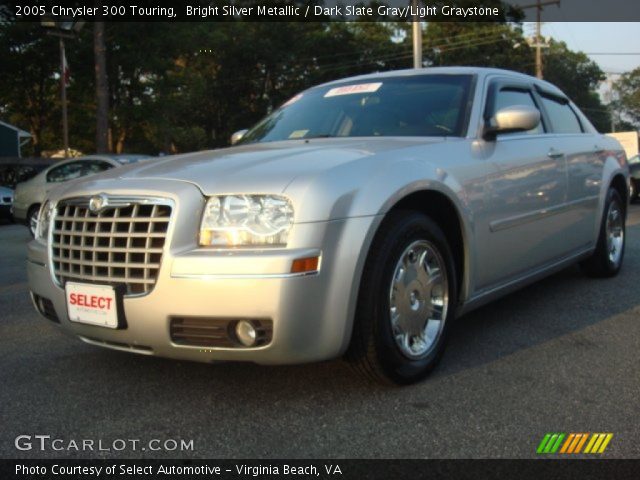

left=540, top=95, right=583, bottom=134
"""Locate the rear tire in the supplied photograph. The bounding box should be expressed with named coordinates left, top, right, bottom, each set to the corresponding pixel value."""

left=346, top=211, right=457, bottom=385
left=581, top=188, right=625, bottom=277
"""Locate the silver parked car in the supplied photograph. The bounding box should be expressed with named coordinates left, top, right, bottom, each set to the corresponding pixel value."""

left=27, top=68, right=628, bottom=384
left=13, top=154, right=151, bottom=236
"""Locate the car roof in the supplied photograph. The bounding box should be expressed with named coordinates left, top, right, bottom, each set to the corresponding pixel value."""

left=45, top=154, right=152, bottom=170
left=76, top=154, right=151, bottom=164
left=314, top=66, right=566, bottom=98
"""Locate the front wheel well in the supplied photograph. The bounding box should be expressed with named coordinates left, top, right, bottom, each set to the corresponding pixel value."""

left=386, top=190, right=465, bottom=298
left=610, top=174, right=628, bottom=209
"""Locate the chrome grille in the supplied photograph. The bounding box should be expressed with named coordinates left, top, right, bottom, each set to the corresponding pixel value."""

left=51, top=197, right=172, bottom=296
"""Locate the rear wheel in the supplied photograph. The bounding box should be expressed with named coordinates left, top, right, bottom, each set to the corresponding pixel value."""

left=581, top=187, right=625, bottom=277
left=27, top=205, right=40, bottom=237
left=346, top=211, right=457, bottom=385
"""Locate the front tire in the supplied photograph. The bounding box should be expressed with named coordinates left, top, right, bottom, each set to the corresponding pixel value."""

left=346, top=211, right=457, bottom=385
left=581, top=187, right=625, bottom=277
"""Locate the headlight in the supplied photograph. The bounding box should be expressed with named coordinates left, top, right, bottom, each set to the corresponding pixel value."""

left=35, top=201, right=53, bottom=242
left=199, top=195, right=294, bottom=247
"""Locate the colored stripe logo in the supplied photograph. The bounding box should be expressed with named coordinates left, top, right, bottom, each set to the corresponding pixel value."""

left=537, top=433, right=613, bottom=454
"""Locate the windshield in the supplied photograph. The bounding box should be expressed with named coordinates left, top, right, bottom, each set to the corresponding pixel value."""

left=240, top=74, right=473, bottom=144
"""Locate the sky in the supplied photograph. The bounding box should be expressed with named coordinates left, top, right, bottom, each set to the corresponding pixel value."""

left=534, top=22, right=640, bottom=75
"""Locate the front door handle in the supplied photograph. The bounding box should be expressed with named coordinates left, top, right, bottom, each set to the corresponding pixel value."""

left=548, top=148, right=564, bottom=159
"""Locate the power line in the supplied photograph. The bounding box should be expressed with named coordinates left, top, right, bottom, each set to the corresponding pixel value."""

left=582, top=53, right=640, bottom=56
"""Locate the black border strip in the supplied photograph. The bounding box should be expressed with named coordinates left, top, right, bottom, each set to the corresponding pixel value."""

left=3, top=459, right=640, bottom=480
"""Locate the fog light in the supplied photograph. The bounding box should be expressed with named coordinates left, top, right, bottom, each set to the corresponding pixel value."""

left=235, top=320, right=257, bottom=347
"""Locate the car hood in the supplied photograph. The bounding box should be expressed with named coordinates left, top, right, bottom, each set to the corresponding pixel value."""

left=107, top=138, right=446, bottom=195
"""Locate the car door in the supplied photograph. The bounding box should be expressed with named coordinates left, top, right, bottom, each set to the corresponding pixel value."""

left=535, top=91, right=601, bottom=252
left=474, top=79, right=570, bottom=290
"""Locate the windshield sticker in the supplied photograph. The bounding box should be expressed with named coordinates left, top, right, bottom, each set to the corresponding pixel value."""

left=288, top=129, right=309, bottom=139
left=324, top=82, right=382, bottom=97
left=282, top=94, right=303, bottom=107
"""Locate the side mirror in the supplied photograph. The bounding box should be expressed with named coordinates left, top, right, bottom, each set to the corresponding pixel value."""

left=484, top=105, right=540, bottom=140
left=230, top=129, right=248, bottom=145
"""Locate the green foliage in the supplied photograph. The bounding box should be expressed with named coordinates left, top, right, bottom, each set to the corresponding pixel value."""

left=425, top=28, right=611, bottom=132
left=0, top=16, right=618, bottom=155
left=542, top=40, right=610, bottom=132
left=424, top=22, right=534, bottom=73
left=614, top=68, right=640, bottom=128
left=0, top=23, right=60, bottom=155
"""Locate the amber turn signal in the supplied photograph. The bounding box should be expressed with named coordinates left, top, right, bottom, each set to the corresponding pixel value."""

left=291, top=256, right=319, bottom=274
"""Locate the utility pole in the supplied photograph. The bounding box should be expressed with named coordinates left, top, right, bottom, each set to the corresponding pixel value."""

left=412, top=0, right=422, bottom=69
left=605, top=75, right=618, bottom=133
left=520, top=0, right=560, bottom=79
left=535, top=6, right=542, bottom=79
left=59, top=37, right=70, bottom=157
left=94, top=19, right=109, bottom=153
left=41, top=19, right=84, bottom=158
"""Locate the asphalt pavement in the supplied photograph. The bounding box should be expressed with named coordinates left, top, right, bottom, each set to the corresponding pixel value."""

left=0, top=209, right=639, bottom=459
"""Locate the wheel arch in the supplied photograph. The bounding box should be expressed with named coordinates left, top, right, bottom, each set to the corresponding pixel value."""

left=347, top=186, right=472, bottom=339
left=386, top=190, right=468, bottom=302
left=610, top=173, right=628, bottom=210
left=342, top=185, right=472, bottom=360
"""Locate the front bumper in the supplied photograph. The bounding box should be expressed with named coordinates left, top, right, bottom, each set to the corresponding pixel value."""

left=26, top=182, right=379, bottom=365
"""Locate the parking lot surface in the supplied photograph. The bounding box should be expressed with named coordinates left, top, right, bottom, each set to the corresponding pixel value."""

left=0, top=209, right=639, bottom=459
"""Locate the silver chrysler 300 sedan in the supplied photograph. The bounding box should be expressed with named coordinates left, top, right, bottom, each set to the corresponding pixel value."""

left=27, top=67, right=628, bottom=384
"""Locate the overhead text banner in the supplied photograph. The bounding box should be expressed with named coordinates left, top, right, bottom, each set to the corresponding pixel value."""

left=4, top=0, right=640, bottom=22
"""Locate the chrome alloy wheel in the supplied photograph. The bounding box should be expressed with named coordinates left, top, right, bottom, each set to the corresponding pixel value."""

left=28, top=209, right=38, bottom=237
left=389, top=240, right=449, bottom=359
left=606, top=201, right=624, bottom=266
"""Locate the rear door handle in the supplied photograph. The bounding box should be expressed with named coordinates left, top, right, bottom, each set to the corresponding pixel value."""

left=548, top=148, right=564, bottom=159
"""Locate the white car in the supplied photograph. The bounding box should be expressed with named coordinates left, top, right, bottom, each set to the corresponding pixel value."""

left=13, top=155, right=150, bottom=235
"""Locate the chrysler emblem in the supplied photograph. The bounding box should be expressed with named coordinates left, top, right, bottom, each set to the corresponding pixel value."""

left=89, top=194, right=108, bottom=214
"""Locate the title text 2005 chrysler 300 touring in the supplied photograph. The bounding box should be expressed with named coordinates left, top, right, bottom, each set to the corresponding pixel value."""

left=27, top=68, right=628, bottom=384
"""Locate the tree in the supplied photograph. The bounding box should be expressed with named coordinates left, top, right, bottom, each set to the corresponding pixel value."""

left=424, top=24, right=611, bottom=133
left=0, top=9, right=617, bottom=155
left=613, top=68, right=640, bottom=129
left=543, top=40, right=611, bottom=132
left=424, top=22, right=534, bottom=73
left=94, top=18, right=109, bottom=153
left=0, top=23, right=60, bottom=155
